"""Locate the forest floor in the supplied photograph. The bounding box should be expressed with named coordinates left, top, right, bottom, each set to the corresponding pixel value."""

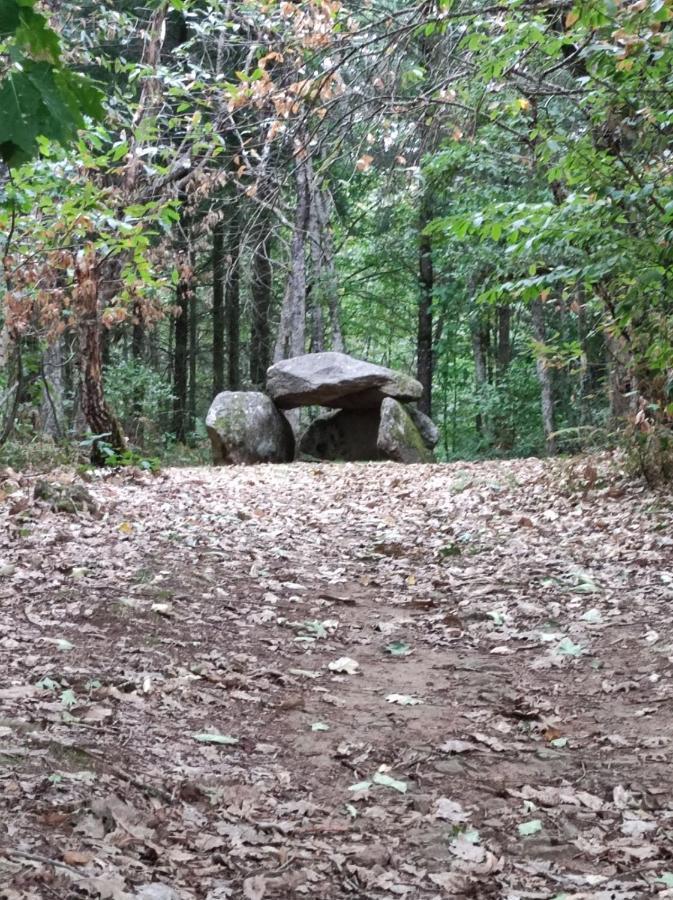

left=1, top=456, right=673, bottom=900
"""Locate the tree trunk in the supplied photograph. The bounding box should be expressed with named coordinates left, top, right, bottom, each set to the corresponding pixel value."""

left=172, top=246, right=191, bottom=442
left=472, top=320, right=489, bottom=438
left=274, top=146, right=311, bottom=362
left=188, top=277, right=197, bottom=433
left=40, top=339, right=64, bottom=440
left=606, top=332, right=637, bottom=421
left=130, top=300, right=145, bottom=442
left=249, top=204, right=273, bottom=386
left=308, top=180, right=342, bottom=352
left=225, top=207, right=241, bottom=390
left=496, top=305, right=511, bottom=377
left=417, top=189, right=433, bottom=416
left=77, top=256, right=126, bottom=463
left=531, top=299, right=557, bottom=454
left=212, top=219, right=225, bottom=396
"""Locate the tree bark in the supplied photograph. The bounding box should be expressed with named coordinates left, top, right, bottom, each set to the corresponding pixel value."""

left=225, top=206, right=241, bottom=390
left=172, top=245, right=191, bottom=442
left=250, top=213, right=273, bottom=386
left=188, top=275, right=197, bottom=432
left=417, top=189, right=434, bottom=416
left=273, top=145, right=311, bottom=362
left=40, top=339, right=64, bottom=440
left=531, top=299, right=557, bottom=454
left=212, top=219, right=225, bottom=396
left=472, top=319, right=489, bottom=438
left=496, top=305, right=511, bottom=377
left=308, top=179, right=342, bottom=352
left=76, top=255, right=126, bottom=462
left=307, top=191, right=325, bottom=353
left=606, top=332, right=637, bottom=421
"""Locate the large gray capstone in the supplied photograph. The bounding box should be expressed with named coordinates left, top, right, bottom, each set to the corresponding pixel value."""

left=299, top=409, right=383, bottom=461
left=377, top=398, right=434, bottom=463
left=266, top=351, right=423, bottom=410
left=206, top=392, right=294, bottom=465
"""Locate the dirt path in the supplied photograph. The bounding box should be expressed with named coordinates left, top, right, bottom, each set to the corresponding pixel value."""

left=2, top=457, right=673, bottom=899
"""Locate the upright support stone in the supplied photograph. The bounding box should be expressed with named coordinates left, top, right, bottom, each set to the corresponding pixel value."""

left=206, top=392, right=295, bottom=465
left=377, top=398, right=434, bottom=463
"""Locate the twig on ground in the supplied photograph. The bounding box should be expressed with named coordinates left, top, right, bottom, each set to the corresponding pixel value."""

left=0, top=847, right=85, bottom=878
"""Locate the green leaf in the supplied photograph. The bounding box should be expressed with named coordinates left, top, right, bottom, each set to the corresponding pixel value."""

left=439, top=543, right=461, bottom=557
left=555, top=638, right=584, bottom=657
left=658, top=873, right=673, bottom=887
left=372, top=772, right=407, bottom=793
left=581, top=608, right=603, bottom=624
left=0, top=1, right=22, bottom=37
left=518, top=819, right=543, bottom=836
left=60, top=688, right=76, bottom=709
left=348, top=780, right=372, bottom=792
left=15, top=8, right=61, bottom=61
left=192, top=732, right=238, bottom=745
left=0, top=72, right=42, bottom=165
left=385, top=641, right=412, bottom=656
left=385, top=693, right=423, bottom=705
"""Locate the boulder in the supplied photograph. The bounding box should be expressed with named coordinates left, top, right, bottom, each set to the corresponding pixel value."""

left=267, top=351, right=423, bottom=410
left=206, top=392, right=294, bottom=465
left=299, top=409, right=383, bottom=461
left=377, top=398, right=434, bottom=463
left=406, top=404, right=440, bottom=449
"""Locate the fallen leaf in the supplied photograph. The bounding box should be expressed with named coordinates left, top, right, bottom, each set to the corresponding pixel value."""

left=63, top=850, right=93, bottom=866
left=328, top=657, right=360, bottom=675
left=192, top=732, right=238, bottom=745
left=385, top=693, right=423, bottom=706
left=372, top=771, right=407, bottom=793
left=518, top=819, right=543, bottom=836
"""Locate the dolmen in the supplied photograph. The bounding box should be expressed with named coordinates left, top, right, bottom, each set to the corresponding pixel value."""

left=206, top=351, right=438, bottom=465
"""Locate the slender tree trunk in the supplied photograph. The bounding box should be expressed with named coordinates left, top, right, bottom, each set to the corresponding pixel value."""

left=417, top=189, right=434, bottom=415
left=531, top=299, right=557, bottom=454
left=225, top=207, right=241, bottom=389
left=212, top=219, right=225, bottom=396
left=274, top=145, right=311, bottom=362
left=606, top=332, right=637, bottom=421
left=250, top=215, right=273, bottom=386
left=308, top=193, right=325, bottom=352
left=188, top=279, right=197, bottom=432
left=472, top=320, right=489, bottom=438
left=496, top=305, right=511, bottom=377
left=308, top=181, right=342, bottom=352
left=131, top=300, right=145, bottom=442
left=40, top=339, right=64, bottom=440
left=172, top=244, right=191, bottom=442
left=76, top=256, right=125, bottom=462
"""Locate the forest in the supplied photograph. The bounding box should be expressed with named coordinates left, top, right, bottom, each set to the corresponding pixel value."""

left=1, top=0, right=672, bottom=471
left=3, top=2, right=673, bottom=899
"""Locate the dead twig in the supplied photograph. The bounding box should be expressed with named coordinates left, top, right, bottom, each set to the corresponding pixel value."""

left=0, top=847, right=85, bottom=878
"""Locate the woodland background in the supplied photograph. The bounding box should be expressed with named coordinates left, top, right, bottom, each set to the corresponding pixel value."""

left=1, top=0, right=672, bottom=474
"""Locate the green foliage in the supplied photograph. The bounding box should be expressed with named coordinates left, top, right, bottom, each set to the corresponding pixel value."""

left=103, top=358, right=174, bottom=432
left=79, top=433, right=161, bottom=472
left=0, top=0, right=104, bottom=165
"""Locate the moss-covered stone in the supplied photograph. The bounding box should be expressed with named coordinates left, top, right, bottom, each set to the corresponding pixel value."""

left=205, top=391, right=295, bottom=465
left=377, top=398, right=434, bottom=463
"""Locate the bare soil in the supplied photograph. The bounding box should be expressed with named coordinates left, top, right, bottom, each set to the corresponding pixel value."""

left=1, top=456, right=673, bottom=899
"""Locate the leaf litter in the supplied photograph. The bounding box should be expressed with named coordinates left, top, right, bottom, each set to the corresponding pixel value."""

left=1, top=455, right=673, bottom=897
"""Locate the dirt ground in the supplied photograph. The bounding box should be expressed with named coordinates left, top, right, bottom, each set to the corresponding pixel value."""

left=1, top=456, right=673, bottom=899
